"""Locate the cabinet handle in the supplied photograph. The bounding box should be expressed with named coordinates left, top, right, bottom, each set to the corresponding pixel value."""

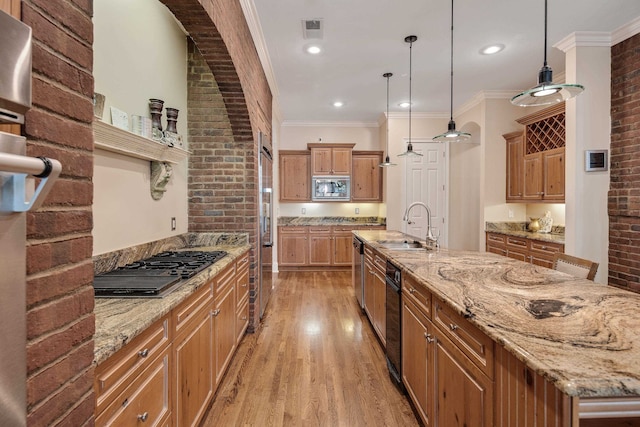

left=541, top=246, right=547, bottom=250
left=138, top=349, right=149, bottom=358
left=449, top=323, right=458, bottom=331
left=242, top=283, right=247, bottom=287
left=137, top=412, right=149, bottom=422
left=538, top=192, right=545, bottom=195
left=212, top=309, right=221, bottom=316
left=241, top=315, right=247, bottom=320
left=424, top=333, right=434, bottom=343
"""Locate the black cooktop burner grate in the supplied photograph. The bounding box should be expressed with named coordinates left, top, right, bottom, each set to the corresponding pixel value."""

left=94, top=250, right=228, bottom=298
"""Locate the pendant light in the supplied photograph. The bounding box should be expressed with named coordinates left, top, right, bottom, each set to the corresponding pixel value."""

left=510, top=0, right=584, bottom=106
left=433, top=0, right=471, bottom=143
left=398, top=35, right=422, bottom=157
left=379, top=72, right=397, bottom=167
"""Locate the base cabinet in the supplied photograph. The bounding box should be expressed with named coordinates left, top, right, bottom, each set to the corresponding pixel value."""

left=364, top=246, right=386, bottom=345
left=486, top=232, right=564, bottom=268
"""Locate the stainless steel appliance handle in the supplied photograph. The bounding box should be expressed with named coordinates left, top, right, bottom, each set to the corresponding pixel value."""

left=0, top=152, right=62, bottom=212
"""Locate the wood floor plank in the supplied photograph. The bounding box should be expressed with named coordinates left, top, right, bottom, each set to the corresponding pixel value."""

left=201, top=271, right=419, bottom=426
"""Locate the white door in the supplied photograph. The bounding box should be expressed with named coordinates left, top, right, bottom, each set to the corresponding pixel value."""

left=403, top=141, right=447, bottom=246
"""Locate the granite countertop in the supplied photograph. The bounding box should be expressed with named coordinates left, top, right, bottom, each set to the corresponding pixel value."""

left=93, top=244, right=250, bottom=365
left=278, top=216, right=386, bottom=227
left=485, top=221, right=565, bottom=245
left=355, top=229, right=640, bottom=398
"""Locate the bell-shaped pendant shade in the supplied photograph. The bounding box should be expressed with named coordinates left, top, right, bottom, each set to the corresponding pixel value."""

left=398, top=35, right=423, bottom=158
left=379, top=72, right=397, bottom=167
left=511, top=0, right=584, bottom=107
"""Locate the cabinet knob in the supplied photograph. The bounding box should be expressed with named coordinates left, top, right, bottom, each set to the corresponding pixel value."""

left=138, top=412, right=149, bottom=422
left=138, top=349, right=149, bottom=358
left=241, top=315, right=247, bottom=320
left=242, top=283, right=247, bottom=287
left=212, top=309, right=221, bottom=316
left=449, top=323, right=458, bottom=331
left=424, top=333, right=434, bottom=343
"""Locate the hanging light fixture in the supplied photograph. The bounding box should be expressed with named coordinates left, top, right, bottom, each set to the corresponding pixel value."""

left=379, top=72, right=397, bottom=167
left=434, top=0, right=471, bottom=143
left=398, top=35, right=423, bottom=157
left=510, top=0, right=584, bottom=106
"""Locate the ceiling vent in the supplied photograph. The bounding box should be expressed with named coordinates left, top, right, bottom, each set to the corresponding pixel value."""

left=302, top=19, right=323, bottom=39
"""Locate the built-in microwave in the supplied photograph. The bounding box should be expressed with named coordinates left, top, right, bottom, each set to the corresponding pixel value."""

left=312, top=176, right=350, bottom=201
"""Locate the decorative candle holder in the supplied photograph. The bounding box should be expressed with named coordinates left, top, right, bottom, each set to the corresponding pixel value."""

left=165, top=107, right=179, bottom=134
left=149, top=98, right=164, bottom=141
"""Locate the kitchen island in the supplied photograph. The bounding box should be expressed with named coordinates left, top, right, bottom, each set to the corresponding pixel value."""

left=356, top=229, right=640, bottom=426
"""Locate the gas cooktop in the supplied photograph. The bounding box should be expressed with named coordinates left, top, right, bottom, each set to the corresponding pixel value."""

left=93, top=250, right=227, bottom=298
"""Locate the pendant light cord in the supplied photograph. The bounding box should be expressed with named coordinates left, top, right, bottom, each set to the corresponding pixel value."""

left=409, top=39, right=413, bottom=147
left=449, top=0, right=454, bottom=122
left=543, top=0, right=548, bottom=68
left=385, top=73, right=391, bottom=156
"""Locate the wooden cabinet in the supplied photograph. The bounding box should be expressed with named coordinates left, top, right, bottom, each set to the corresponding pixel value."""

left=352, top=151, right=383, bottom=201
left=214, top=262, right=237, bottom=385
left=307, top=143, right=355, bottom=175
left=364, top=246, right=386, bottom=345
left=279, top=150, right=311, bottom=201
left=235, top=251, right=250, bottom=344
left=278, top=226, right=309, bottom=266
left=332, top=226, right=354, bottom=266
left=174, top=281, right=215, bottom=427
left=308, top=226, right=332, bottom=266
left=504, top=132, right=524, bottom=201
left=485, top=232, right=564, bottom=268
left=95, top=315, right=172, bottom=427
left=507, top=103, right=566, bottom=203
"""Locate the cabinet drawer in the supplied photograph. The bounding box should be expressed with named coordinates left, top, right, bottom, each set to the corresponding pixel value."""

left=506, top=236, right=529, bottom=250
left=95, top=315, right=171, bottom=413
left=280, top=226, right=308, bottom=235
left=373, top=253, right=386, bottom=274
left=433, top=299, right=494, bottom=379
left=402, top=274, right=431, bottom=319
left=309, top=226, right=331, bottom=234
left=486, top=233, right=506, bottom=246
left=174, top=281, right=213, bottom=335
left=487, top=246, right=507, bottom=257
left=529, top=240, right=563, bottom=259
left=215, top=261, right=236, bottom=296
left=96, top=347, right=171, bottom=427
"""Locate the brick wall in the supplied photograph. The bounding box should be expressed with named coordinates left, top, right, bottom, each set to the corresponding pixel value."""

left=609, top=32, right=640, bottom=293
left=21, top=0, right=96, bottom=426
left=162, top=0, right=272, bottom=331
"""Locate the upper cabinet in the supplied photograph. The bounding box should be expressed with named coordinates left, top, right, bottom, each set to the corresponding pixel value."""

left=307, top=143, right=355, bottom=176
left=352, top=151, right=383, bottom=202
left=279, top=150, right=311, bottom=202
left=506, top=103, right=566, bottom=203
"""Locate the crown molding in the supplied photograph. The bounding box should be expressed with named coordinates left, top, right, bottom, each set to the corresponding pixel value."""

left=612, top=15, right=640, bottom=45
left=387, top=112, right=449, bottom=120
left=554, top=31, right=611, bottom=52
left=453, top=90, right=514, bottom=117
left=282, top=120, right=379, bottom=128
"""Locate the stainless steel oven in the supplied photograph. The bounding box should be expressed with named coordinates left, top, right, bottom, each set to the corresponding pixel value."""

left=311, top=176, right=350, bottom=201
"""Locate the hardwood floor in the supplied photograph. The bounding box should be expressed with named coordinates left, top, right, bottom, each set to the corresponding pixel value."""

left=201, top=271, right=419, bottom=426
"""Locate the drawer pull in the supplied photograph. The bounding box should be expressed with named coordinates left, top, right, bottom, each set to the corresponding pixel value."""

left=138, top=349, right=149, bottom=358
left=212, top=309, right=221, bottom=316
left=449, top=323, right=459, bottom=331
left=241, top=283, right=247, bottom=287
left=424, top=333, right=434, bottom=343
left=138, top=412, right=149, bottom=422
left=409, top=287, right=415, bottom=294
left=241, top=315, right=247, bottom=320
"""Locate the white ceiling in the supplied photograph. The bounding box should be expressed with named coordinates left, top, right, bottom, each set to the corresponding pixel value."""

left=249, top=0, right=640, bottom=123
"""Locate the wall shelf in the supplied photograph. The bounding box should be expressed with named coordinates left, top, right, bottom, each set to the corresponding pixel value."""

left=93, top=120, right=189, bottom=164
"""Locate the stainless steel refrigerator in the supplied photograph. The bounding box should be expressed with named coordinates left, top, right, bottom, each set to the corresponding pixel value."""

left=258, top=132, right=273, bottom=318
left=0, top=10, right=61, bottom=426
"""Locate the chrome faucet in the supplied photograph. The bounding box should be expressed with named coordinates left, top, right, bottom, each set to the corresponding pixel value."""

left=403, top=201, right=438, bottom=248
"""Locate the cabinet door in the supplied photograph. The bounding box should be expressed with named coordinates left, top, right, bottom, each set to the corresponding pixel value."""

left=332, top=232, right=353, bottom=266
left=543, top=148, right=565, bottom=201
left=363, top=254, right=375, bottom=322
left=505, top=132, right=524, bottom=201
left=522, top=153, right=543, bottom=200
left=278, top=227, right=308, bottom=266
left=174, top=306, right=214, bottom=427
left=214, top=284, right=237, bottom=385
left=402, top=296, right=434, bottom=426
left=279, top=151, right=310, bottom=201
left=311, top=147, right=333, bottom=175
left=332, top=147, right=352, bottom=175
left=435, top=332, right=494, bottom=427
left=352, top=152, right=383, bottom=201
left=373, top=267, right=386, bottom=345
left=309, top=232, right=332, bottom=265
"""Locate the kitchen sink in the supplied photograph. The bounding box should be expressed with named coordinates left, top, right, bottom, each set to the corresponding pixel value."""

left=377, top=240, right=432, bottom=251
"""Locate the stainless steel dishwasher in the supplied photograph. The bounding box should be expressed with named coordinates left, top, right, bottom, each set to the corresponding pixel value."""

left=385, top=260, right=404, bottom=392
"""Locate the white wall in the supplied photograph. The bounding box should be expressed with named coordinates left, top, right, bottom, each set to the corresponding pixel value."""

left=93, top=0, right=188, bottom=254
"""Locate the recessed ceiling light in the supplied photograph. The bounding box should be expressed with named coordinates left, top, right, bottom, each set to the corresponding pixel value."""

left=398, top=102, right=411, bottom=108
left=333, top=101, right=344, bottom=107
left=306, top=45, right=321, bottom=54
left=480, top=44, right=505, bottom=55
